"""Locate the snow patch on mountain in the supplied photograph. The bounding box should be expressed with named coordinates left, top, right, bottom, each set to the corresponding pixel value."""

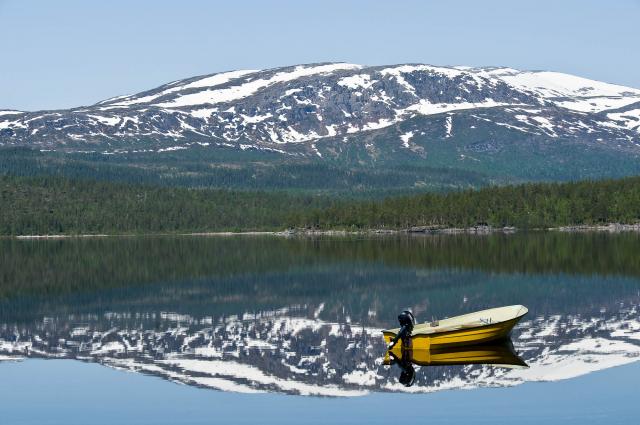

left=416, top=99, right=500, bottom=115
left=86, top=114, right=121, bottom=126
left=400, top=131, right=414, bottom=147
left=338, top=74, right=375, bottom=89
left=608, top=108, right=640, bottom=133
left=445, top=114, right=453, bottom=138
left=2, top=62, right=640, bottom=155
left=156, top=63, right=361, bottom=108
left=477, top=68, right=640, bottom=113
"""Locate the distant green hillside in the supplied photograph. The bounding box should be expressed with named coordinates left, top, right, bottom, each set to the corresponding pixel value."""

left=1, top=174, right=639, bottom=235
left=0, top=147, right=491, bottom=196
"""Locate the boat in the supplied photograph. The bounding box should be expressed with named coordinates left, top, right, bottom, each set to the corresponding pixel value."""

left=383, top=305, right=528, bottom=350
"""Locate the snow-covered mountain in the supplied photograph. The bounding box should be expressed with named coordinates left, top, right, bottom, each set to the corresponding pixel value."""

left=2, top=304, right=640, bottom=396
left=2, top=63, right=640, bottom=160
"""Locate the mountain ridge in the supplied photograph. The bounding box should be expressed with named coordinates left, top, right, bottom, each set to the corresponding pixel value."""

left=2, top=62, right=640, bottom=187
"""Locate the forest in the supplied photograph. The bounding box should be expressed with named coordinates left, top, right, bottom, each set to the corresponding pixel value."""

left=296, top=177, right=640, bottom=229
left=1, top=174, right=639, bottom=235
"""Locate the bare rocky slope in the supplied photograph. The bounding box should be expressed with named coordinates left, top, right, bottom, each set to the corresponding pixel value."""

left=2, top=63, right=640, bottom=184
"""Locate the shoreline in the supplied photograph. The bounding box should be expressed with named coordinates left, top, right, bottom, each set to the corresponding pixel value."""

left=551, top=223, right=640, bottom=232
left=6, top=223, right=640, bottom=239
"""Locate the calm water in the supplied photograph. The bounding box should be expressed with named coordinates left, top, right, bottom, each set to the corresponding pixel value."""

left=1, top=233, right=640, bottom=423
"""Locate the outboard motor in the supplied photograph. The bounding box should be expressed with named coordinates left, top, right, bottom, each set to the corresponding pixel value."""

left=387, top=310, right=416, bottom=350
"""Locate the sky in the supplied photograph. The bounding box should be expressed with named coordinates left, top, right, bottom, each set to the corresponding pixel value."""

left=1, top=0, right=639, bottom=111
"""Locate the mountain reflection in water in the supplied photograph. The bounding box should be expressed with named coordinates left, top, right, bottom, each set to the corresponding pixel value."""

left=1, top=233, right=640, bottom=396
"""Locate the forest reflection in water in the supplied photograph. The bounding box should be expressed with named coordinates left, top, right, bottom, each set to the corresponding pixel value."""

left=0, top=232, right=639, bottom=395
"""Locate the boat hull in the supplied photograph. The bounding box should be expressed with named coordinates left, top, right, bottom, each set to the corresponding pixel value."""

left=383, top=316, right=523, bottom=350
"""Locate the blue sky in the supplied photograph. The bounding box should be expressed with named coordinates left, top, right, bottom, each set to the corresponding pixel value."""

left=1, top=0, right=639, bottom=111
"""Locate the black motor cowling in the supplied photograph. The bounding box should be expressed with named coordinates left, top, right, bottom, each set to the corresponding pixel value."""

left=387, top=310, right=416, bottom=350
left=398, top=310, right=416, bottom=329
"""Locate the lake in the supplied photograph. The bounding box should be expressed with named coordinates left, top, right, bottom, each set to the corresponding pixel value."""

left=1, top=233, right=639, bottom=423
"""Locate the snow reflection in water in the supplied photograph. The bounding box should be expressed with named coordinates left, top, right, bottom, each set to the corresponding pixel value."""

left=2, top=303, right=640, bottom=396
left=2, top=234, right=640, bottom=396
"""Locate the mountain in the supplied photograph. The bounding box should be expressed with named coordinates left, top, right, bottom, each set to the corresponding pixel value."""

left=2, top=63, right=640, bottom=187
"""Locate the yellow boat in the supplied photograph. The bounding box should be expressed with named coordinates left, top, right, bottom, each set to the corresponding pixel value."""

left=383, top=305, right=528, bottom=350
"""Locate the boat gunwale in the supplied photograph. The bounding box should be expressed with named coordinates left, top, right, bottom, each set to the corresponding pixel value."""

left=382, top=305, right=528, bottom=338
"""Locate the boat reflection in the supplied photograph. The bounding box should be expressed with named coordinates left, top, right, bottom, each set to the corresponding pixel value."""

left=384, top=340, right=528, bottom=387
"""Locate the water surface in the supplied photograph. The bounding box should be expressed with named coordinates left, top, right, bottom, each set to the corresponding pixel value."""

left=1, top=233, right=639, bottom=412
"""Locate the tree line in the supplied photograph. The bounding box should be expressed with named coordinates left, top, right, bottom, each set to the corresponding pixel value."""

left=1, top=174, right=639, bottom=235
left=293, top=177, right=640, bottom=229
